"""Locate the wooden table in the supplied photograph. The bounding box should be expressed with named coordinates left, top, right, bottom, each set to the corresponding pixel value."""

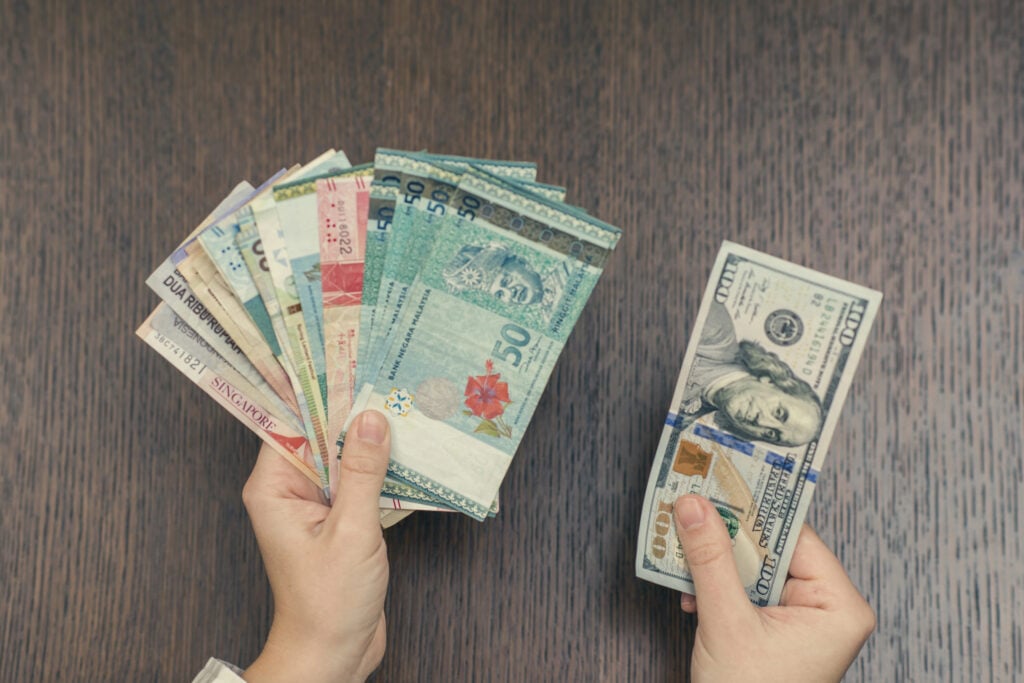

left=2, top=1, right=1021, bottom=680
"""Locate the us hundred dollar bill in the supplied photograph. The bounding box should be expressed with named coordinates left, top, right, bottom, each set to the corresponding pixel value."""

left=636, top=242, right=881, bottom=606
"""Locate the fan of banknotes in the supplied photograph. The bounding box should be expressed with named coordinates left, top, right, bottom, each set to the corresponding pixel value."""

left=138, top=148, right=622, bottom=526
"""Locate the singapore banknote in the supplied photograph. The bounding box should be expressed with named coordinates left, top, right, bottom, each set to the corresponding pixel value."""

left=139, top=304, right=425, bottom=519
left=636, top=242, right=881, bottom=605
left=138, top=304, right=321, bottom=486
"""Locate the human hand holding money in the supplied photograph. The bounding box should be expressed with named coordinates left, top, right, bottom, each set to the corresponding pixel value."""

left=140, top=148, right=620, bottom=522
left=242, top=411, right=392, bottom=683
left=674, top=494, right=875, bottom=682
left=637, top=242, right=881, bottom=605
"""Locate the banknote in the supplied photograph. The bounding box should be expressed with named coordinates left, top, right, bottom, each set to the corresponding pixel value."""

left=146, top=304, right=303, bottom=434
left=251, top=191, right=333, bottom=493
left=361, top=155, right=464, bottom=383
left=272, top=166, right=363, bottom=409
left=176, top=242, right=300, bottom=416
left=358, top=152, right=540, bottom=390
left=196, top=217, right=295, bottom=386
left=347, top=169, right=621, bottom=519
left=317, top=168, right=373, bottom=446
left=138, top=304, right=321, bottom=485
left=635, top=242, right=881, bottom=605
left=356, top=180, right=400, bottom=393
left=235, top=214, right=299, bottom=377
left=363, top=152, right=558, bottom=386
left=357, top=157, right=563, bottom=514
left=146, top=175, right=296, bottom=415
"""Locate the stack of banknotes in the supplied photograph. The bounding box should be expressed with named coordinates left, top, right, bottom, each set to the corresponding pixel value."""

left=138, top=149, right=622, bottom=526
left=636, top=242, right=881, bottom=605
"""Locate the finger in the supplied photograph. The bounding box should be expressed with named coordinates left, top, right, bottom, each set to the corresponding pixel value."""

left=680, top=592, right=697, bottom=613
left=780, top=526, right=877, bottom=642
left=786, top=526, right=857, bottom=586
left=673, top=495, right=755, bottom=628
left=781, top=525, right=866, bottom=606
left=243, top=441, right=324, bottom=515
left=328, top=410, right=391, bottom=532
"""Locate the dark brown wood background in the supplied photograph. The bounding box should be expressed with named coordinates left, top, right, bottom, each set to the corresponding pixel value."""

left=2, top=0, right=1022, bottom=680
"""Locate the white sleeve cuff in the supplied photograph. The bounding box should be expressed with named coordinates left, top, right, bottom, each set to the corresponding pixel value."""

left=191, top=657, right=246, bottom=683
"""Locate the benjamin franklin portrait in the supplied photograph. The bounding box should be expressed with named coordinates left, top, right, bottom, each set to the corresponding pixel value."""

left=677, top=301, right=823, bottom=447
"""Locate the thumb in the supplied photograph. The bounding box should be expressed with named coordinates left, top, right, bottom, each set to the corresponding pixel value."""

left=328, top=410, right=391, bottom=531
left=674, top=494, right=755, bottom=626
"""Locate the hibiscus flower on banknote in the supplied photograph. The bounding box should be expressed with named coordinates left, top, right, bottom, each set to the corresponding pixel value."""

left=463, top=360, right=513, bottom=438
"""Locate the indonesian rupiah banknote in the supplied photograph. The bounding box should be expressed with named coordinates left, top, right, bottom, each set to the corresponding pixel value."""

left=636, top=242, right=881, bottom=606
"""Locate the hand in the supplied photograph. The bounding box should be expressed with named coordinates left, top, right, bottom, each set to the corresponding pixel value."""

left=674, top=494, right=875, bottom=682
left=242, top=410, right=392, bottom=683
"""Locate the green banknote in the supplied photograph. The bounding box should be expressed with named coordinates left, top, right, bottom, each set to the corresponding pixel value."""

left=364, top=151, right=562, bottom=386
left=358, top=151, right=540, bottom=392
left=636, top=242, right=881, bottom=605
left=347, top=169, right=621, bottom=519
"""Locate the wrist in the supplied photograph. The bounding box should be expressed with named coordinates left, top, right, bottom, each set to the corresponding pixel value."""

left=243, top=623, right=370, bottom=683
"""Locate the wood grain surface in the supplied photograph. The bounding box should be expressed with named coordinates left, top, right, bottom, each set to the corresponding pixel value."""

left=2, top=0, right=1022, bottom=680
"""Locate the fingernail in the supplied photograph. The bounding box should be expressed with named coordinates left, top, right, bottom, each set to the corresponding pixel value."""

left=355, top=411, right=388, bottom=444
left=676, top=495, right=706, bottom=530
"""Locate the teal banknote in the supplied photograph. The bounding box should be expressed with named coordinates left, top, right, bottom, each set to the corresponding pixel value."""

left=198, top=214, right=284, bottom=356
left=358, top=151, right=541, bottom=391
left=347, top=169, right=621, bottom=519
left=356, top=180, right=400, bottom=394
left=361, top=154, right=463, bottom=384
left=364, top=151, right=561, bottom=387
